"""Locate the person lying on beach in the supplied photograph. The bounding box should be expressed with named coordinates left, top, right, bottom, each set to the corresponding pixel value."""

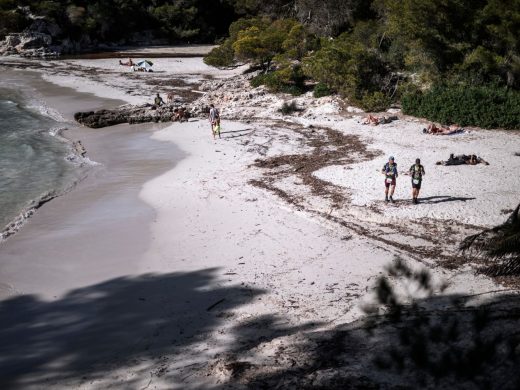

left=362, top=115, right=379, bottom=125
left=119, top=58, right=134, bottom=66
left=362, top=115, right=398, bottom=126
left=423, top=123, right=464, bottom=135
left=436, top=153, right=490, bottom=166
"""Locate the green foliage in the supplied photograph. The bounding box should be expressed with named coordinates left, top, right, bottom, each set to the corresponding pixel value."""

left=302, top=24, right=393, bottom=111
left=151, top=4, right=200, bottom=40
left=360, top=91, right=391, bottom=112
left=204, top=40, right=235, bottom=68
left=313, top=83, right=332, bottom=98
left=204, top=17, right=317, bottom=70
left=402, top=84, right=520, bottom=129
left=0, top=9, right=28, bottom=39
left=204, top=17, right=269, bottom=67
left=0, top=0, right=239, bottom=44
left=205, top=16, right=313, bottom=94
left=232, top=18, right=299, bottom=70
left=374, top=0, right=520, bottom=88
left=251, top=65, right=306, bottom=95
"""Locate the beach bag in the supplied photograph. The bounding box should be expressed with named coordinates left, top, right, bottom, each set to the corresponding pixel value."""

left=413, top=179, right=420, bottom=185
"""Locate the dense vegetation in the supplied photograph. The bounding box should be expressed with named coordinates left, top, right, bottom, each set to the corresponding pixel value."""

left=0, top=0, right=238, bottom=43
left=205, top=0, right=520, bottom=128
left=402, top=85, right=520, bottom=130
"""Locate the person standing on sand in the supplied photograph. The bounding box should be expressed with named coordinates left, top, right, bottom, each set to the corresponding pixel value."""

left=209, top=104, right=221, bottom=139
left=409, top=158, right=425, bottom=204
left=382, top=156, right=398, bottom=203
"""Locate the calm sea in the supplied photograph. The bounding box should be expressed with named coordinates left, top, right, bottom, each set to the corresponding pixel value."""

left=0, top=84, right=84, bottom=236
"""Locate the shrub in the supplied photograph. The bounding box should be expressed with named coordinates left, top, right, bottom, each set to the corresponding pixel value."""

left=251, top=65, right=307, bottom=96
left=360, top=91, right=391, bottom=112
left=203, top=40, right=235, bottom=68
left=313, top=82, right=332, bottom=98
left=302, top=27, right=394, bottom=110
left=0, top=9, right=28, bottom=38
left=279, top=101, right=299, bottom=115
left=402, top=84, right=520, bottom=129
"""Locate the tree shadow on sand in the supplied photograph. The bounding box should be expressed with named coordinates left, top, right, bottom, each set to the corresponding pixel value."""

left=210, top=259, right=520, bottom=389
left=4, top=262, right=519, bottom=389
left=0, top=268, right=266, bottom=388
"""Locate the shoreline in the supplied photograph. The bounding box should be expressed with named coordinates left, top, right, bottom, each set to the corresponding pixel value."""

left=0, top=69, right=117, bottom=242
left=0, top=70, right=183, bottom=299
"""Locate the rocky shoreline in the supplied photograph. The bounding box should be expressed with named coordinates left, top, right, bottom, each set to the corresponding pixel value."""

left=74, top=103, right=196, bottom=128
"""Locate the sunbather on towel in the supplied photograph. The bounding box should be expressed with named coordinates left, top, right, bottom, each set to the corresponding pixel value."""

left=423, top=123, right=464, bottom=135
left=436, top=153, right=489, bottom=166
left=119, top=58, right=134, bottom=66
left=362, top=115, right=398, bottom=126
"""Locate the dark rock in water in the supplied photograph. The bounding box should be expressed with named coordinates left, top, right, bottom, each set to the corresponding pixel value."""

left=74, top=104, right=194, bottom=129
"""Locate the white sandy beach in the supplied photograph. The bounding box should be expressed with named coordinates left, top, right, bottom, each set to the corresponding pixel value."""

left=0, top=53, right=519, bottom=388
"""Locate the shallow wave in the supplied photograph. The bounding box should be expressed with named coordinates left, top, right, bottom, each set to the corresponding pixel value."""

left=0, top=85, right=90, bottom=239
left=26, top=99, right=68, bottom=123
left=1, top=190, right=61, bottom=242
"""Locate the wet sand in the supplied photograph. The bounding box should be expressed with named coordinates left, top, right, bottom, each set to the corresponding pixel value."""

left=0, top=73, right=183, bottom=299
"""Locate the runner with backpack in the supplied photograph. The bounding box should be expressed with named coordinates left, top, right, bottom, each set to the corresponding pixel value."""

left=409, top=158, right=425, bottom=204
left=381, top=156, right=398, bottom=203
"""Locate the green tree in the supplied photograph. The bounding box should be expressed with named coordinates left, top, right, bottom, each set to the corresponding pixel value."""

left=232, top=18, right=298, bottom=71
left=151, top=3, right=199, bottom=40
left=303, top=24, right=392, bottom=110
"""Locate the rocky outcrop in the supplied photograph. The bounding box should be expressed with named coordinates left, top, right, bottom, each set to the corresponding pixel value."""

left=0, top=32, right=60, bottom=57
left=0, top=17, right=61, bottom=57
left=74, top=104, right=196, bottom=129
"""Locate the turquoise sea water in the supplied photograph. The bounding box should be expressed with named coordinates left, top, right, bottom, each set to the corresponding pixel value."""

left=0, top=86, right=82, bottom=234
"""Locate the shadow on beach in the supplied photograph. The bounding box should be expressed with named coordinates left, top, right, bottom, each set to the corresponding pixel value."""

left=209, top=291, right=520, bottom=389
left=0, top=268, right=265, bottom=388
left=2, top=264, right=519, bottom=389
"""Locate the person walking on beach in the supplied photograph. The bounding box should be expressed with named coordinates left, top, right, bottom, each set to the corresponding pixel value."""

left=382, top=156, right=398, bottom=203
left=209, top=104, right=221, bottom=139
left=409, top=158, right=425, bottom=204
